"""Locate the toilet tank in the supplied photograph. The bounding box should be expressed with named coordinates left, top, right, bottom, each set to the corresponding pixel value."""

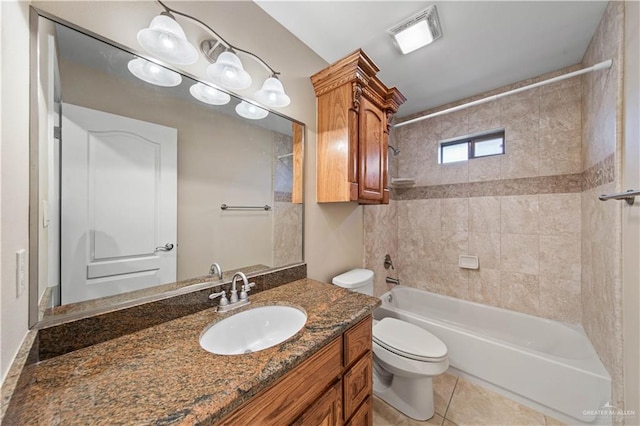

left=332, top=269, right=374, bottom=295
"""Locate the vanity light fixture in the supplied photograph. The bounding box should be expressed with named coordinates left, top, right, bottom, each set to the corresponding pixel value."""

left=137, top=0, right=291, bottom=108
left=388, top=5, right=443, bottom=55
left=127, top=58, right=182, bottom=87
left=137, top=13, right=199, bottom=65
left=235, top=101, right=269, bottom=120
left=189, top=82, right=231, bottom=105
left=254, top=76, right=291, bottom=108
left=206, top=50, right=252, bottom=90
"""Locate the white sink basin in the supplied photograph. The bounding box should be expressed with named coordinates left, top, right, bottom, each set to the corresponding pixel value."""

left=199, top=305, right=307, bottom=355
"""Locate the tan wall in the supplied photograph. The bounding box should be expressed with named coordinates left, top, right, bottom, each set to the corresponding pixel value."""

left=0, top=0, right=31, bottom=382
left=366, top=65, right=584, bottom=322
left=580, top=0, right=625, bottom=412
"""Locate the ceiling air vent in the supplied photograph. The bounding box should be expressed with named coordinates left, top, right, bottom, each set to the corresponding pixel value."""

left=388, top=5, right=443, bottom=55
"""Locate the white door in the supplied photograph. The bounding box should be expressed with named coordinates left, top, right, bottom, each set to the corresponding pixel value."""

left=61, top=103, right=177, bottom=304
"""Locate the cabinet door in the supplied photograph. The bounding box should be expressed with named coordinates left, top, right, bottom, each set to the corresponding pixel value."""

left=292, top=381, right=342, bottom=426
left=357, top=96, right=387, bottom=203
left=346, top=397, right=372, bottom=426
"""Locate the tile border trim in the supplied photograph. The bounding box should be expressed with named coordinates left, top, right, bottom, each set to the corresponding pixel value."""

left=392, top=155, right=615, bottom=200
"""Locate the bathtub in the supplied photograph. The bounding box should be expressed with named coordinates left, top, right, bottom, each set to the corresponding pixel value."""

left=374, top=286, right=611, bottom=423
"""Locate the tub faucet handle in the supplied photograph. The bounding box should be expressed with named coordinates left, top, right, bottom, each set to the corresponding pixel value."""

left=384, top=254, right=395, bottom=270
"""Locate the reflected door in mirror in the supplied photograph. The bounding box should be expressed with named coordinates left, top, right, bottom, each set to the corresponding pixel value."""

left=61, top=103, right=177, bottom=304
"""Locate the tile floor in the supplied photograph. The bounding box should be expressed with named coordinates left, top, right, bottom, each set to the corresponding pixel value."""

left=372, top=372, right=569, bottom=426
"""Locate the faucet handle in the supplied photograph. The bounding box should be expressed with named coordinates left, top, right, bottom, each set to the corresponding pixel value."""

left=209, top=290, right=229, bottom=306
left=239, top=282, right=256, bottom=300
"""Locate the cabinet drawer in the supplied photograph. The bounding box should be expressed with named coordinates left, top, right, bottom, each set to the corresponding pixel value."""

left=346, top=396, right=372, bottom=426
left=343, top=352, right=372, bottom=421
left=344, top=316, right=372, bottom=367
left=219, top=337, right=342, bottom=425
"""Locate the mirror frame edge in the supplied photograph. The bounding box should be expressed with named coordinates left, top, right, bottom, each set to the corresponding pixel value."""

left=27, top=6, right=306, bottom=330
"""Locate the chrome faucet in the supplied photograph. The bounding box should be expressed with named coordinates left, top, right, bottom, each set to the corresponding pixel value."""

left=209, top=271, right=255, bottom=313
left=209, top=262, right=223, bottom=280
left=386, top=277, right=400, bottom=286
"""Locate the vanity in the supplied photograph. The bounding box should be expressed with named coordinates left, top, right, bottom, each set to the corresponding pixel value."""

left=3, top=5, right=382, bottom=425
left=2, top=279, right=379, bottom=425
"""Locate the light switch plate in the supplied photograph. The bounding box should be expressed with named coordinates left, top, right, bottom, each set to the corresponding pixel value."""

left=16, top=249, right=26, bottom=297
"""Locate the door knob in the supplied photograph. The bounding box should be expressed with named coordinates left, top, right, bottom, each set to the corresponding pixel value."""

left=155, top=243, right=175, bottom=252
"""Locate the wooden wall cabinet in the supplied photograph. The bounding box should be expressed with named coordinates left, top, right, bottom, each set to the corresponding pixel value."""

left=311, top=50, right=406, bottom=204
left=218, top=316, right=373, bottom=425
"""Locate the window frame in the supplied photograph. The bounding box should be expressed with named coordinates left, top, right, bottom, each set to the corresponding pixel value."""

left=439, top=129, right=505, bottom=164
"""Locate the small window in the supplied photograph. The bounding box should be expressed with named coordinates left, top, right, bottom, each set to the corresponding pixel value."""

left=439, top=130, right=505, bottom=164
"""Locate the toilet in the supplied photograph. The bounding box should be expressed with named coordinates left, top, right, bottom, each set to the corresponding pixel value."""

left=332, top=269, right=449, bottom=421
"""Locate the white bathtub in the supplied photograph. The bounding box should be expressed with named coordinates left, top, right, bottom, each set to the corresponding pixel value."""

left=374, top=286, right=611, bottom=423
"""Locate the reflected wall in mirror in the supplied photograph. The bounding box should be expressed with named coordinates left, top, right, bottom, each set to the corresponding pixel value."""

left=31, top=12, right=304, bottom=326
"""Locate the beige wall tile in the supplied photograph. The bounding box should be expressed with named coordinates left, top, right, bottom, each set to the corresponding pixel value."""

left=501, top=234, right=539, bottom=275
left=441, top=232, right=469, bottom=266
left=441, top=199, right=469, bottom=233
left=440, top=161, right=469, bottom=185
left=468, top=233, right=500, bottom=269
left=469, top=197, right=501, bottom=233
left=467, top=101, right=501, bottom=135
left=416, top=137, right=443, bottom=186
left=540, top=235, right=581, bottom=281
left=438, top=110, right=469, bottom=140
left=398, top=200, right=442, bottom=264
left=501, top=96, right=539, bottom=141
left=500, top=271, right=540, bottom=315
left=539, top=84, right=581, bottom=132
left=447, top=378, right=545, bottom=426
left=539, top=129, right=582, bottom=176
left=539, top=277, right=582, bottom=323
left=501, top=195, right=539, bottom=234
left=442, top=264, right=469, bottom=299
left=469, top=268, right=501, bottom=305
left=501, top=138, right=539, bottom=179
left=539, top=193, right=581, bottom=235
left=468, top=155, right=502, bottom=182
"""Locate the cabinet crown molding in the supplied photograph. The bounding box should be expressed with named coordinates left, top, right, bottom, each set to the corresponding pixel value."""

left=311, top=49, right=406, bottom=113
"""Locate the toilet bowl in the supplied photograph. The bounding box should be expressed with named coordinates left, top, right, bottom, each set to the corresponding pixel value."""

left=332, top=269, right=449, bottom=420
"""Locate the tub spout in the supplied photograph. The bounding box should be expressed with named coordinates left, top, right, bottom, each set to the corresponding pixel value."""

left=386, top=277, right=400, bottom=286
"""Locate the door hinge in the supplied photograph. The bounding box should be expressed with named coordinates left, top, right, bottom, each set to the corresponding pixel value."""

left=54, top=126, right=61, bottom=139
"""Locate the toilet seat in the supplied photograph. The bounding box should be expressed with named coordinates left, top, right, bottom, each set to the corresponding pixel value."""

left=373, top=318, right=447, bottom=362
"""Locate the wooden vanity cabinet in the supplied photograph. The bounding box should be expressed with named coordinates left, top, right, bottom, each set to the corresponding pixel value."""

left=217, top=316, right=373, bottom=425
left=311, top=50, right=406, bottom=204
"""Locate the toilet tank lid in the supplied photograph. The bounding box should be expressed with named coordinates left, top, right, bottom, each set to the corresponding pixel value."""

left=332, top=268, right=374, bottom=288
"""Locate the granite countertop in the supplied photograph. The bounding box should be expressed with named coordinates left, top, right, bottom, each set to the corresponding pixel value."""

left=3, top=279, right=380, bottom=425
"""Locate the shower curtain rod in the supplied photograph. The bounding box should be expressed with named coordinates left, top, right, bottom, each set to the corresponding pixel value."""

left=393, top=59, right=613, bottom=129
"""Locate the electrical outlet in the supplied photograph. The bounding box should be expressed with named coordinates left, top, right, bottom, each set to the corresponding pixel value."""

left=16, top=249, right=26, bottom=297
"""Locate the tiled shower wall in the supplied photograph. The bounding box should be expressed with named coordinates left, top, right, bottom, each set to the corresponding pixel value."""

left=364, top=0, right=625, bottom=411
left=366, top=67, right=584, bottom=323
left=580, top=1, right=624, bottom=411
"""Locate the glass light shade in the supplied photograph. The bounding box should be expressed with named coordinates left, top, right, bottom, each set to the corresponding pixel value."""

left=127, top=58, right=182, bottom=87
left=235, top=101, right=268, bottom=120
left=137, top=14, right=198, bottom=65
left=254, top=77, right=290, bottom=108
left=189, top=83, right=231, bottom=105
left=206, top=51, right=252, bottom=91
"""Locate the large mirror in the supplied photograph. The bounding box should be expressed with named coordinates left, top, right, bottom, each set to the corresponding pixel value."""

left=30, top=11, right=304, bottom=326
